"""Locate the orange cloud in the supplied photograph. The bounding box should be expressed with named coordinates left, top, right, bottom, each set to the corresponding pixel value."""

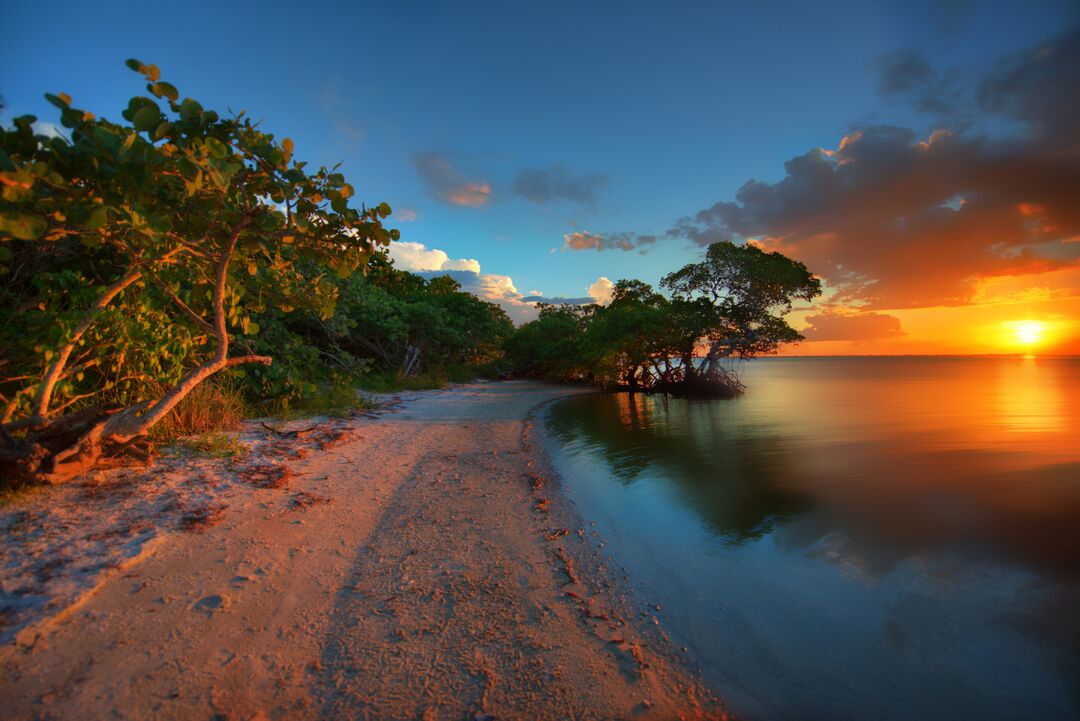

left=801, top=311, right=906, bottom=342
left=412, top=152, right=492, bottom=208
left=562, top=231, right=657, bottom=253
left=445, top=182, right=491, bottom=208
left=669, top=31, right=1080, bottom=315
left=783, top=264, right=1080, bottom=356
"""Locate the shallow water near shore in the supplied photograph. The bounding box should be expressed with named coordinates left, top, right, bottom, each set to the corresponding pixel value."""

left=543, top=356, right=1080, bottom=721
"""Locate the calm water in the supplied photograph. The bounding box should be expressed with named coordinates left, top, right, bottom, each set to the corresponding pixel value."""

left=543, top=357, right=1079, bottom=721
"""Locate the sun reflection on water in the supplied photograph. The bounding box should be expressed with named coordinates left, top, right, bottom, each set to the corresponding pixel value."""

left=996, top=356, right=1063, bottom=432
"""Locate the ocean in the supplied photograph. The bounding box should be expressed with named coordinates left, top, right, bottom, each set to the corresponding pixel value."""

left=544, top=356, right=1079, bottom=721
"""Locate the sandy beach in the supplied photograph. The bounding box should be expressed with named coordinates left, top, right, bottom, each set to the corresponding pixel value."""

left=0, top=381, right=724, bottom=720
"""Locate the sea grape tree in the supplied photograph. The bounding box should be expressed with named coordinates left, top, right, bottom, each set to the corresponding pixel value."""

left=0, top=60, right=397, bottom=482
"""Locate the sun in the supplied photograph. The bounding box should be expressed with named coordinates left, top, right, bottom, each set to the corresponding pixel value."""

left=1013, top=320, right=1044, bottom=346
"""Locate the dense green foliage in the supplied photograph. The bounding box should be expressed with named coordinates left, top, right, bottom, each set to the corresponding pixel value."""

left=508, top=242, right=822, bottom=396
left=0, top=62, right=512, bottom=482
left=323, top=254, right=513, bottom=379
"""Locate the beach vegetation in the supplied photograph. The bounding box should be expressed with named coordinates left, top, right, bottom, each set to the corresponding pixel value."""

left=0, top=62, right=504, bottom=485
left=507, top=241, right=821, bottom=396
left=177, top=431, right=246, bottom=459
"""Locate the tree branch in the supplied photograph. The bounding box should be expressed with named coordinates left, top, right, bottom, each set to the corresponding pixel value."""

left=29, top=245, right=191, bottom=425
left=2, top=384, right=37, bottom=424
left=148, top=271, right=214, bottom=334
left=222, top=354, right=273, bottom=368
left=101, top=217, right=264, bottom=441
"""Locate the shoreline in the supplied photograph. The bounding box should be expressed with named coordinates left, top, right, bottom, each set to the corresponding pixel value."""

left=0, top=381, right=725, bottom=720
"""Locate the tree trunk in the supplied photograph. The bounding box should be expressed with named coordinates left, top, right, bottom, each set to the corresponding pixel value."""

left=401, top=344, right=422, bottom=376
left=681, top=351, right=696, bottom=381
left=704, top=340, right=726, bottom=376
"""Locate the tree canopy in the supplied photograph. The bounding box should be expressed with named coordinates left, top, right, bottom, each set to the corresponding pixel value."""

left=662, top=241, right=822, bottom=369
left=509, top=241, right=822, bottom=396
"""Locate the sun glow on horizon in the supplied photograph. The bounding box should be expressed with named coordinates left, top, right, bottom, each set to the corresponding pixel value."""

left=1007, top=320, right=1046, bottom=349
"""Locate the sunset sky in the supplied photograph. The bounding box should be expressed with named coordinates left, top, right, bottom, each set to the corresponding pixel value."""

left=3, top=0, right=1077, bottom=354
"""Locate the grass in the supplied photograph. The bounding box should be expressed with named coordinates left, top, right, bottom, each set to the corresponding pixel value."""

left=357, top=363, right=500, bottom=393
left=0, top=483, right=42, bottom=510
left=177, top=431, right=247, bottom=458
left=151, top=378, right=250, bottom=441
left=358, top=371, right=446, bottom=393
left=263, top=380, right=376, bottom=420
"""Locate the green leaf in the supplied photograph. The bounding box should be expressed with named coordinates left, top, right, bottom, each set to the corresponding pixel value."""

left=84, top=205, right=108, bottom=229
left=205, top=137, right=228, bottom=160
left=132, top=105, right=161, bottom=133
left=44, top=93, right=71, bottom=109
left=92, top=126, right=122, bottom=153
left=153, top=122, right=174, bottom=141
left=150, top=81, right=179, bottom=102
left=148, top=213, right=172, bottom=233
left=179, top=98, right=203, bottom=122
left=0, top=211, right=47, bottom=240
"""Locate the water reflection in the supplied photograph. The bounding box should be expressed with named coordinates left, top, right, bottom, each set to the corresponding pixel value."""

left=560, top=392, right=812, bottom=541
left=549, top=367, right=1080, bottom=577
left=997, top=356, right=1065, bottom=432
left=545, top=357, right=1080, bottom=721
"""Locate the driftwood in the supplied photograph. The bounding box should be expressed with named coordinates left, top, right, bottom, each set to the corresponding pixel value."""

left=1, top=405, right=155, bottom=484
left=259, top=422, right=321, bottom=439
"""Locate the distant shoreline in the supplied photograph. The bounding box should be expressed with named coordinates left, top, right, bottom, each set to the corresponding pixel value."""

left=768, top=353, right=1078, bottom=358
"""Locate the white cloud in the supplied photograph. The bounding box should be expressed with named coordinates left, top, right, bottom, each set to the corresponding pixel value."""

left=396, top=207, right=418, bottom=222
left=385, top=240, right=606, bottom=324
left=32, top=121, right=68, bottom=141
left=473, top=272, right=519, bottom=300
left=587, top=276, right=615, bottom=305
left=384, top=241, right=535, bottom=322
left=441, top=257, right=483, bottom=273
left=387, top=240, right=481, bottom=274
left=416, top=268, right=540, bottom=323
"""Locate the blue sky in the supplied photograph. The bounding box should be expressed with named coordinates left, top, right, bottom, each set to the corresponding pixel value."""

left=3, top=1, right=1078, bottom=345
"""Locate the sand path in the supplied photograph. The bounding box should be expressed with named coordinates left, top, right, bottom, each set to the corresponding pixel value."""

left=0, top=381, right=723, bottom=720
